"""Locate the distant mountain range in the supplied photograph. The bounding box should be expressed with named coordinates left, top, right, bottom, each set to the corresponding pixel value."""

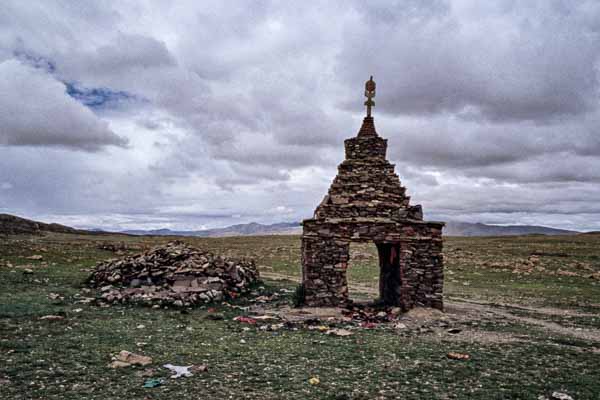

left=442, top=221, right=577, bottom=236
left=0, top=213, right=581, bottom=237
left=122, top=220, right=578, bottom=237
left=121, top=222, right=301, bottom=237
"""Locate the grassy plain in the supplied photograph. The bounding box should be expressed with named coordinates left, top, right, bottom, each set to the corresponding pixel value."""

left=1, top=232, right=599, bottom=399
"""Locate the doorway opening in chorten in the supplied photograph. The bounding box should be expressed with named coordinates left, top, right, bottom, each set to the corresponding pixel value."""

left=347, top=241, right=380, bottom=303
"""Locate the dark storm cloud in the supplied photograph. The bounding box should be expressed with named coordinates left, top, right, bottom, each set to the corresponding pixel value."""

left=80, top=33, right=176, bottom=74
left=339, top=1, right=600, bottom=122
left=462, top=153, right=600, bottom=184
left=385, top=112, right=600, bottom=172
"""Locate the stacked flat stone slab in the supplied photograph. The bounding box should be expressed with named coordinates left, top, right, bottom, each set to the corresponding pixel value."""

left=301, top=116, right=444, bottom=310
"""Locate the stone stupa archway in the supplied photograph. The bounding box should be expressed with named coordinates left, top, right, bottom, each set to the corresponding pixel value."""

left=301, top=77, right=444, bottom=311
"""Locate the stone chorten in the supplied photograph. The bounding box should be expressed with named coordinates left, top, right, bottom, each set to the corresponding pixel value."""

left=301, top=77, right=444, bottom=310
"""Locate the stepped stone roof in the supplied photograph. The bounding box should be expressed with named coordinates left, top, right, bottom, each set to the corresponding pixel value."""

left=311, top=115, right=427, bottom=224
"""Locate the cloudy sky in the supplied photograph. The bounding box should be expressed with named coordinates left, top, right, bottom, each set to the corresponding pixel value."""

left=1, top=1, right=600, bottom=232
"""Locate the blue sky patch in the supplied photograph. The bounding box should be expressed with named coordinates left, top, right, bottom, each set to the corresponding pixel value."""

left=65, top=82, right=141, bottom=110
left=12, top=50, right=140, bottom=111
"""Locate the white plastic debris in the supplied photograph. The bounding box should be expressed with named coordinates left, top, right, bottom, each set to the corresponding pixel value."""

left=163, top=364, right=193, bottom=379
left=325, top=328, right=353, bottom=336
left=551, top=392, right=574, bottom=400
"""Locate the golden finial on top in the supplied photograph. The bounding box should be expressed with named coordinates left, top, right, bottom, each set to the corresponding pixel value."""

left=364, top=76, right=376, bottom=117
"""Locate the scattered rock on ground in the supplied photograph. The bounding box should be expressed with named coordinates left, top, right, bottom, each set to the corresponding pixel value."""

left=135, top=368, right=157, bottom=378
left=447, top=352, right=470, bottom=360
left=39, top=315, right=64, bottom=321
left=191, top=364, right=208, bottom=373
left=325, top=328, right=353, bottom=336
left=109, top=360, right=131, bottom=369
left=97, top=242, right=129, bottom=252
left=109, top=350, right=152, bottom=368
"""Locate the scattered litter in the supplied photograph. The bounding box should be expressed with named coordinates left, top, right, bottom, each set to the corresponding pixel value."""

left=341, top=304, right=401, bottom=324
left=23, top=268, right=34, bottom=274
left=233, top=316, right=257, bottom=324
left=251, top=315, right=279, bottom=321
left=39, top=315, right=64, bottom=321
left=143, top=378, right=164, bottom=388
left=447, top=352, right=470, bottom=361
left=73, top=308, right=83, bottom=313
left=308, top=377, right=320, bottom=385
left=259, top=323, right=284, bottom=331
left=325, top=328, right=353, bottom=337
left=163, top=364, right=193, bottom=379
left=27, top=255, right=43, bottom=260
left=307, top=325, right=329, bottom=332
left=393, top=323, right=407, bottom=329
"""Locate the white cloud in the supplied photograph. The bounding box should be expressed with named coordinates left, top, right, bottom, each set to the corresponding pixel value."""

left=0, top=59, right=127, bottom=151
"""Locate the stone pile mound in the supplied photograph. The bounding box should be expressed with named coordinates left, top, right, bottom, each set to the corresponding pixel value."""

left=87, top=241, right=259, bottom=307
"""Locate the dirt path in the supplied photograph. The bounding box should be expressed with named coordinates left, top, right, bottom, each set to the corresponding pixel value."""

left=260, top=270, right=600, bottom=343
left=448, top=300, right=600, bottom=343
left=448, top=296, right=600, bottom=318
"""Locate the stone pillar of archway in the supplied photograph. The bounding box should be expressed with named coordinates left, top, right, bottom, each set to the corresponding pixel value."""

left=301, top=235, right=350, bottom=306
